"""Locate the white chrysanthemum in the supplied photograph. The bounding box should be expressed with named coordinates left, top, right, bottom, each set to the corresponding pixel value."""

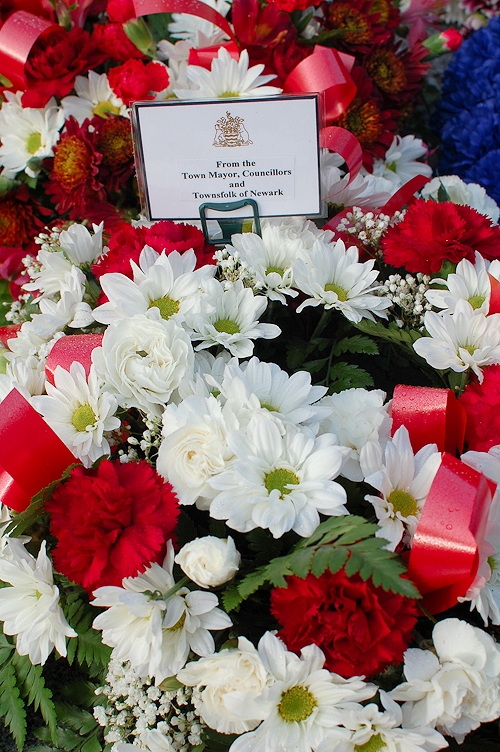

left=61, top=72, right=127, bottom=124
left=321, top=152, right=394, bottom=209
left=93, top=247, right=214, bottom=326
left=31, top=362, right=120, bottom=468
left=0, top=540, right=76, bottom=665
left=390, top=618, right=500, bottom=743
left=168, top=0, right=230, bottom=45
left=92, top=543, right=232, bottom=684
left=174, top=47, right=282, bottom=99
left=425, top=252, right=491, bottom=315
left=157, top=393, right=239, bottom=507
left=0, top=354, right=46, bottom=402
left=227, top=226, right=304, bottom=304
left=23, top=249, right=80, bottom=299
left=421, top=175, right=500, bottom=223
left=226, top=632, right=376, bottom=752
left=318, top=388, right=392, bottom=482
left=59, top=221, right=104, bottom=266
left=293, top=238, right=391, bottom=323
left=92, top=311, right=194, bottom=417
left=318, top=691, right=447, bottom=752
left=189, top=279, right=280, bottom=358
left=219, top=356, right=329, bottom=430
left=209, top=416, right=349, bottom=538
left=36, top=267, right=95, bottom=330
left=413, top=299, right=500, bottom=382
left=177, top=636, right=271, bottom=735
left=177, top=350, right=233, bottom=399
left=0, top=93, right=64, bottom=178
left=361, top=426, right=442, bottom=551
left=372, top=134, right=432, bottom=186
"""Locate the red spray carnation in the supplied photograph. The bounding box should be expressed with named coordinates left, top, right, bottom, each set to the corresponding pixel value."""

left=22, top=27, right=101, bottom=108
left=271, top=569, right=418, bottom=679
left=108, top=60, right=170, bottom=106
left=459, top=365, right=500, bottom=451
left=94, top=115, right=135, bottom=192
left=106, top=0, right=136, bottom=22
left=92, top=22, right=146, bottom=62
left=46, top=460, right=179, bottom=594
left=269, top=39, right=313, bottom=85
left=381, top=200, right=500, bottom=274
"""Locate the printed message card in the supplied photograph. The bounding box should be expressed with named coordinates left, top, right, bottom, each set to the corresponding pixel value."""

left=132, top=95, right=322, bottom=220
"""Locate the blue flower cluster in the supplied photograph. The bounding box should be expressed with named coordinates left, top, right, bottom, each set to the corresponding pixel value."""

left=436, top=18, right=500, bottom=202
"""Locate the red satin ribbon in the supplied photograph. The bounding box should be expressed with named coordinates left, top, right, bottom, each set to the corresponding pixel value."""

left=0, top=10, right=55, bottom=90
left=0, top=325, right=22, bottom=348
left=407, top=452, right=495, bottom=614
left=391, top=384, right=466, bottom=455
left=488, top=272, right=500, bottom=315
left=45, top=333, right=104, bottom=386
left=0, top=389, right=77, bottom=512
left=320, top=125, right=363, bottom=192
left=131, top=0, right=236, bottom=43
left=283, top=46, right=356, bottom=122
left=380, top=173, right=431, bottom=216
left=188, top=40, right=239, bottom=68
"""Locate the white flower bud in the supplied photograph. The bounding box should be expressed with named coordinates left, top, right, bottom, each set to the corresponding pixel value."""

left=175, top=536, right=240, bottom=588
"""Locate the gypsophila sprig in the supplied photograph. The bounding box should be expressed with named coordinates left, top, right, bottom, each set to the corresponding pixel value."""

left=378, top=273, right=433, bottom=328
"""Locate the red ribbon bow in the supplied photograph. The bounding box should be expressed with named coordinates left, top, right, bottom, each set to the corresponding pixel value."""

left=45, top=333, right=103, bottom=385
left=0, top=389, right=77, bottom=512
left=0, top=10, right=56, bottom=90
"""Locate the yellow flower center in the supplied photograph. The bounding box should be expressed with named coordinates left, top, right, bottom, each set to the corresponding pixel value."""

left=219, top=91, right=239, bottom=98
left=264, top=468, right=299, bottom=497
left=71, top=404, right=97, bottom=432
left=388, top=489, right=418, bottom=517
left=266, top=266, right=284, bottom=277
left=214, top=319, right=240, bottom=334
left=355, top=734, right=386, bottom=752
left=167, top=611, right=187, bottom=632
left=324, top=282, right=348, bottom=301
left=148, top=296, right=180, bottom=320
left=468, top=295, right=486, bottom=310
left=278, top=686, right=317, bottom=723
left=260, top=401, right=278, bottom=412
left=26, top=132, right=42, bottom=155
left=93, top=101, right=121, bottom=119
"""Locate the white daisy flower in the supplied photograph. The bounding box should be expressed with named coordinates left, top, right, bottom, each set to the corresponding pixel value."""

left=37, top=267, right=95, bottom=330
left=31, top=362, right=120, bottom=468
left=371, top=134, right=432, bottom=187
left=321, top=152, right=394, bottom=209
left=421, top=175, right=500, bottom=223
left=227, top=226, right=302, bottom=304
left=92, top=542, right=232, bottom=685
left=413, top=299, right=500, bottom=382
left=0, top=354, right=46, bottom=402
left=168, top=0, right=231, bottom=44
left=177, top=350, right=234, bottom=399
left=174, top=48, right=282, bottom=99
left=425, top=252, right=491, bottom=315
left=318, top=388, right=392, bottom=482
left=189, top=279, right=280, bottom=358
left=209, top=416, right=349, bottom=538
left=322, top=691, right=447, bottom=752
left=293, top=238, right=392, bottom=323
left=361, top=426, right=442, bottom=551
left=61, top=72, right=127, bottom=125
left=22, top=249, right=78, bottom=300
left=0, top=540, right=76, bottom=665
left=92, top=247, right=214, bottom=326
left=0, top=93, right=64, bottom=178
left=219, top=356, right=329, bottom=430
left=226, top=632, right=376, bottom=752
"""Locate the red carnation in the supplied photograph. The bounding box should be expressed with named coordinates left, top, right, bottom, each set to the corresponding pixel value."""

left=92, top=22, right=145, bottom=62
left=108, top=60, right=170, bottom=106
left=46, top=460, right=179, bottom=594
left=106, top=0, right=136, bottom=22
left=381, top=200, right=500, bottom=274
left=459, top=365, right=500, bottom=452
left=23, top=27, right=101, bottom=108
left=271, top=568, right=418, bottom=679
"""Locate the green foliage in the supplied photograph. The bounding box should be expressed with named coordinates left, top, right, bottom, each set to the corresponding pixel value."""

left=0, top=279, right=13, bottom=327
left=64, top=590, right=111, bottom=677
left=0, top=660, right=26, bottom=751
left=354, top=319, right=423, bottom=349
left=11, top=652, right=57, bottom=741
left=235, top=516, right=420, bottom=604
left=328, top=362, right=374, bottom=392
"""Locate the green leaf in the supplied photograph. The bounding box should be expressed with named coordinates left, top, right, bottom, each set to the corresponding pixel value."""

left=237, top=566, right=270, bottom=600
left=11, top=653, right=57, bottom=742
left=0, top=632, right=14, bottom=666
left=328, top=362, right=374, bottom=392
left=81, top=735, right=102, bottom=752
left=301, top=357, right=329, bottom=374
left=34, top=726, right=82, bottom=750
left=123, top=17, right=158, bottom=57
left=53, top=702, right=98, bottom=735
left=288, top=548, right=314, bottom=579
left=0, top=279, right=13, bottom=327
left=64, top=591, right=111, bottom=675
left=332, top=334, right=379, bottom=356
left=221, top=582, right=243, bottom=613
left=0, top=660, right=27, bottom=751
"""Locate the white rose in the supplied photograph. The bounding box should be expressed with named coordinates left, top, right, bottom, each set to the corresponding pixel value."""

left=175, top=536, right=240, bottom=588
left=177, top=637, right=270, bottom=734
left=157, top=394, right=238, bottom=508
left=92, top=311, right=194, bottom=417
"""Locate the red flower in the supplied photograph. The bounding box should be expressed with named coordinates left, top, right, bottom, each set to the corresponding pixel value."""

left=269, top=40, right=313, bottom=85
left=381, top=200, right=500, bottom=274
left=108, top=60, right=170, bottom=106
left=459, top=365, right=500, bottom=452
left=92, top=22, right=145, bottom=62
left=92, top=221, right=214, bottom=281
left=23, top=27, right=101, bottom=108
left=106, top=0, right=136, bottom=22
left=94, top=115, right=135, bottom=192
left=46, top=460, right=179, bottom=594
left=319, top=0, right=399, bottom=53
left=271, top=569, right=418, bottom=678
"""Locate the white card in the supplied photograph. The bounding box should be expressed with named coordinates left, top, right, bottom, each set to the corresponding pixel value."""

left=132, top=95, right=323, bottom=220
